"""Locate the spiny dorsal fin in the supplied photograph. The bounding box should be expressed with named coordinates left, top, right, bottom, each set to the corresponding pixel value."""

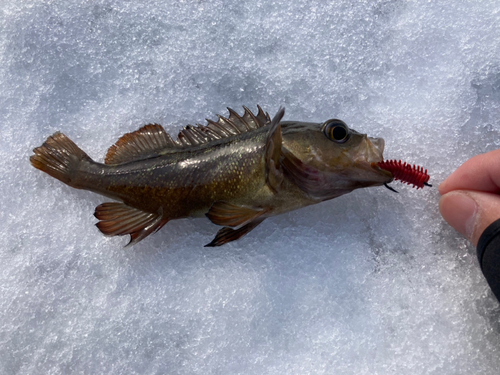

left=106, top=107, right=272, bottom=163
left=177, top=106, right=271, bottom=147
left=94, top=202, right=168, bottom=247
left=244, top=105, right=269, bottom=130
left=105, top=124, right=178, bottom=165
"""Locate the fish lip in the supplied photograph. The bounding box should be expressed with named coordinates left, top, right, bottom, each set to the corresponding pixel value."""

left=369, top=137, right=385, bottom=155
left=371, top=162, right=394, bottom=178
left=366, top=138, right=393, bottom=181
left=364, top=137, right=386, bottom=167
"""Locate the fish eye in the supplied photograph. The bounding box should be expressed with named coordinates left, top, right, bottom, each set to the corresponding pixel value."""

left=322, top=120, right=350, bottom=143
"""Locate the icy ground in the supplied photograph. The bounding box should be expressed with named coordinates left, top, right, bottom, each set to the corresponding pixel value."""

left=1, top=1, right=500, bottom=374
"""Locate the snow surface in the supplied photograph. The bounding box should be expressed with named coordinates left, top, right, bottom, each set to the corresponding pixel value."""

left=1, top=1, right=500, bottom=374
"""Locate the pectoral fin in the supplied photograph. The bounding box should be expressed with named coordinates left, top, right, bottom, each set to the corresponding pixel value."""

left=265, top=107, right=285, bottom=192
left=281, top=148, right=331, bottom=198
left=94, top=202, right=168, bottom=247
left=205, top=219, right=265, bottom=247
left=206, top=201, right=267, bottom=227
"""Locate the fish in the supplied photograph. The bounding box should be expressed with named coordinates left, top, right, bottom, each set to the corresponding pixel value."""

left=30, top=106, right=393, bottom=247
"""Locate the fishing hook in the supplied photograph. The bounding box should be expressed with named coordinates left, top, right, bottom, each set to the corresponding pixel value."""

left=384, top=183, right=398, bottom=193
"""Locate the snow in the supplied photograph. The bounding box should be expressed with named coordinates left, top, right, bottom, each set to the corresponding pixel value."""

left=1, top=1, right=500, bottom=374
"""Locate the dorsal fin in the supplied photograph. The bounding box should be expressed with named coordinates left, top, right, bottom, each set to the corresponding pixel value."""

left=106, top=107, right=272, bottom=164
left=243, top=105, right=269, bottom=130
left=105, top=124, right=178, bottom=164
left=176, top=106, right=271, bottom=147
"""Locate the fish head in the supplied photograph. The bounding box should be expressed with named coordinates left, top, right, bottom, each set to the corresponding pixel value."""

left=281, top=119, right=393, bottom=199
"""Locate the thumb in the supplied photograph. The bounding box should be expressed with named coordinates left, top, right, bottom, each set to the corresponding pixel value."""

left=439, top=190, right=500, bottom=247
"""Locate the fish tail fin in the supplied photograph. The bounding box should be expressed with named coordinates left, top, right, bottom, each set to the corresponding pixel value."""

left=30, top=132, right=92, bottom=187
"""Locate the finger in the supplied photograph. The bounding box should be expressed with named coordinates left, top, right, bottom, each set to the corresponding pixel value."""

left=439, top=149, right=500, bottom=195
left=439, top=190, right=500, bottom=247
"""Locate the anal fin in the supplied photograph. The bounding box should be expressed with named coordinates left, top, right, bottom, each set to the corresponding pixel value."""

left=94, top=202, right=168, bottom=247
left=205, top=219, right=265, bottom=247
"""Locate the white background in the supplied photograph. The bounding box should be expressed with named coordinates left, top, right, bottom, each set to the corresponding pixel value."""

left=1, top=1, right=500, bottom=374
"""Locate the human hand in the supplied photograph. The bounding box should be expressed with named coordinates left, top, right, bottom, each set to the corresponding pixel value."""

left=439, top=149, right=500, bottom=247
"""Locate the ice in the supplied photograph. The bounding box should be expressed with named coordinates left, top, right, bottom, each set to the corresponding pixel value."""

left=1, top=0, right=500, bottom=374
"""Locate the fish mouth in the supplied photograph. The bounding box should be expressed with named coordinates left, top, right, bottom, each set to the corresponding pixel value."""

left=369, top=137, right=384, bottom=155
left=365, top=137, right=394, bottom=182
left=370, top=162, right=394, bottom=179
left=353, top=136, right=385, bottom=165
left=367, top=136, right=385, bottom=161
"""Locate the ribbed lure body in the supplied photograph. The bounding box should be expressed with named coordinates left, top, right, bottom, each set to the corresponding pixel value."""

left=378, top=159, right=430, bottom=189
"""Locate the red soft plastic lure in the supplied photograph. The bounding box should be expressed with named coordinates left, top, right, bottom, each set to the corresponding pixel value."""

left=378, top=160, right=431, bottom=189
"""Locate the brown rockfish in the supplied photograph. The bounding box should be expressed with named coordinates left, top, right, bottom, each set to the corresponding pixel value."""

left=30, top=106, right=393, bottom=246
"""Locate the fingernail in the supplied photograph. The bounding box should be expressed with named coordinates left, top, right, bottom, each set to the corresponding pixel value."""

left=440, top=192, right=478, bottom=240
left=438, top=181, right=447, bottom=195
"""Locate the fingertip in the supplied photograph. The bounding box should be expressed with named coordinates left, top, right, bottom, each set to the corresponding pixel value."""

left=466, top=191, right=500, bottom=247
left=439, top=192, right=478, bottom=242
left=438, top=179, right=449, bottom=195
left=438, top=150, right=500, bottom=194
left=440, top=190, right=500, bottom=247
